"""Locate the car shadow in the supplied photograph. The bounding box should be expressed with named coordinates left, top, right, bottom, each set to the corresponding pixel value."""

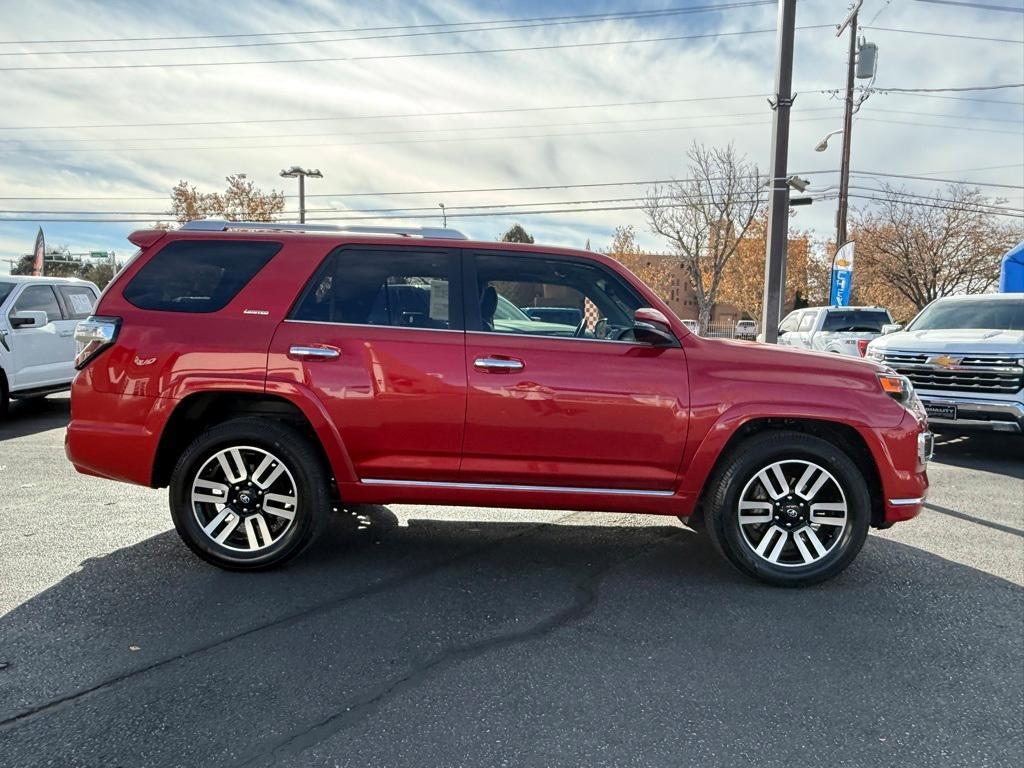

left=931, top=430, right=1024, bottom=479
left=1, top=505, right=1020, bottom=767
left=0, top=394, right=70, bottom=442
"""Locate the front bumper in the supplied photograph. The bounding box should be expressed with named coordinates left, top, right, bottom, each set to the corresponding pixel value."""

left=918, top=395, right=1024, bottom=433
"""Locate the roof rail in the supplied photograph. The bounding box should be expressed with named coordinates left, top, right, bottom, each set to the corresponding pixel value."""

left=179, top=219, right=468, bottom=240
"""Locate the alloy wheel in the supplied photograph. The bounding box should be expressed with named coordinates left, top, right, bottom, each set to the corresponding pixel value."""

left=190, top=445, right=299, bottom=552
left=736, top=459, right=848, bottom=568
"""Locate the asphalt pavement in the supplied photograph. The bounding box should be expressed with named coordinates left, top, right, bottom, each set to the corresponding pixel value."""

left=1, top=394, right=1021, bottom=768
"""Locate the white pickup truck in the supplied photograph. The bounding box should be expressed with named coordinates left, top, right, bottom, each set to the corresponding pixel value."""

left=0, top=275, right=100, bottom=414
left=866, top=293, right=1024, bottom=434
left=776, top=305, right=894, bottom=357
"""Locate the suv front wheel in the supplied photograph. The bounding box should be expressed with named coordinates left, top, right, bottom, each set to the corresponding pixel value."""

left=169, top=418, right=330, bottom=570
left=704, top=431, right=870, bottom=587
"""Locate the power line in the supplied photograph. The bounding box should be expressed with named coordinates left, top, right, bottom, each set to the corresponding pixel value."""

left=0, top=2, right=774, bottom=45
left=0, top=108, right=842, bottom=146
left=863, top=25, right=1023, bottom=44
left=0, top=24, right=835, bottom=72
left=0, top=3, right=775, bottom=57
left=911, top=0, right=1024, bottom=12
left=0, top=93, right=770, bottom=132
left=850, top=169, right=1024, bottom=190
left=0, top=115, right=847, bottom=154
left=7, top=109, right=1019, bottom=155
left=7, top=191, right=1021, bottom=224
left=856, top=116, right=1023, bottom=134
left=1, top=165, right=1020, bottom=204
left=6, top=106, right=1018, bottom=148
left=871, top=83, right=1024, bottom=94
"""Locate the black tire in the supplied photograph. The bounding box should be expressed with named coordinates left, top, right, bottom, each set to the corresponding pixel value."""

left=0, top=371, right=8, bottom=417
left=704, top=430, right=870, bottom=587
left=169, top=417, right=330, bottom=570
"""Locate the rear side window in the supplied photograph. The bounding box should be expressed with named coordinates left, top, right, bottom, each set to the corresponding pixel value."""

left=12, top=284, right=63, bottom=321
left=123, top=240, right=281, bottom=313
left=58, top=285, right=97, bottom=320
left=291, top=248, right=458, bottom=330
left=823, top=309, right=891, bottom=332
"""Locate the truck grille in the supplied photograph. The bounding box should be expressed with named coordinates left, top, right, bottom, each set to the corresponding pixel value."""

left=881, top=352, right=1024, bottom=394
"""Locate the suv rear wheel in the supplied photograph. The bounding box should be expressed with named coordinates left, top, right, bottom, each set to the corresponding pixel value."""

left=169, top=417, right=330, bottom=570
left=704, top=430, right=870, bottom=587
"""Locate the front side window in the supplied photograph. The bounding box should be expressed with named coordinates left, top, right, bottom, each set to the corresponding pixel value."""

left=123, top=240, right=281, bottom=313
left=291, top=248, right=457, bottom=330
left=11, top=285, right=62, bottom=323
left=472, top=252, right=643, bottom=340
left=779, top=312, right=800, bottom=334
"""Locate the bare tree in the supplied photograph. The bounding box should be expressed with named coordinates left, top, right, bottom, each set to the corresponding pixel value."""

left=645, top=142, right=764, bottom=330
left=852, top=184, right=1022, bottom=311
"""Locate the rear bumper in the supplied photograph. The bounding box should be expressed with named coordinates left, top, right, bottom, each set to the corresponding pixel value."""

left=65, top=384, right=168, bottom=486
left=918, top=395, right=1024, bottom=434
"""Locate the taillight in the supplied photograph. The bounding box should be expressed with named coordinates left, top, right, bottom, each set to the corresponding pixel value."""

left=857, top=339, right=869, bottom=356
left=74, top=316, right=120, bottom=369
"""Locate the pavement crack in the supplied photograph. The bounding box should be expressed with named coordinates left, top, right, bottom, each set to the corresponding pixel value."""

left=0, top=512, right=580, bottom=731
left=233, top=529, right=677, bottom=768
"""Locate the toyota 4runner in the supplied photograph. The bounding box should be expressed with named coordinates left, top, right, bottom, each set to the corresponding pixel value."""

left=66, top=221, right=932, bottom=586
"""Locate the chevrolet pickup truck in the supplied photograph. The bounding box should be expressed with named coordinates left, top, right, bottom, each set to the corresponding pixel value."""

left=867, top=293, right=1024, bottom=434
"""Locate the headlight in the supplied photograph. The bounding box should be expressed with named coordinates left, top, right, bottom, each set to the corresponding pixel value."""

left=877, top=372, right=927, bottom=421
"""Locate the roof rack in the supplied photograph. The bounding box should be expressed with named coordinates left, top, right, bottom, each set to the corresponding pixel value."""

left=179, top=219, right=468, bottom=240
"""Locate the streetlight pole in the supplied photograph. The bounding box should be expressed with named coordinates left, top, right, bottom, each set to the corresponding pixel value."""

left=760, top=0, right=798, bottom=345
left=835, top=3, right=860, bottom=248
left=279, top=166, right=323, bottom=224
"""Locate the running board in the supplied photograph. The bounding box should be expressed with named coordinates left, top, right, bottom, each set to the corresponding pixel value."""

left=359, top=478, right=675, bottom=497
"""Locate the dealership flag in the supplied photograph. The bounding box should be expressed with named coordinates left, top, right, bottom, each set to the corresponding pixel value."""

left=829, top=241, right=855, bottom=306
left=31, top=227, right=45, bottom=276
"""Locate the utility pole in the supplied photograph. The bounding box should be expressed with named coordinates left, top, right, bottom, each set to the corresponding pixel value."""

left=279, top=166, right=323, bottom=223
left=835, top=1, right=861, bottom=248
left=760, top=0, right=797, bottom=344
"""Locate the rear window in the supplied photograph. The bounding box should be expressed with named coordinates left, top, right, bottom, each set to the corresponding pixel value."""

left=123, top=240, right=280, bottom=313
left=823, top=309, right=891, bottom=332
left=58, top=285, right=97, bottom=320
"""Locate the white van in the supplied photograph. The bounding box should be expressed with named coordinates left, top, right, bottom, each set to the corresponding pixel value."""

left=0, top=275, right=100, bottom=414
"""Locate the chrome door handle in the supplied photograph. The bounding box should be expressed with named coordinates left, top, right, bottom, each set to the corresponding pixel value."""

left=289, top=345, right=340, bottom=360
left=474, top=356, right=524, bottom=372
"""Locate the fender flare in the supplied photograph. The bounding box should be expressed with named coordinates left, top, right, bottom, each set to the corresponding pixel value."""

left=677, top=402, right=878, bottom=499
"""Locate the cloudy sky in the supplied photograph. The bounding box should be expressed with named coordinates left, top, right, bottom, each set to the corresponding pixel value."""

left=0, top=0, right=1021, bottom=273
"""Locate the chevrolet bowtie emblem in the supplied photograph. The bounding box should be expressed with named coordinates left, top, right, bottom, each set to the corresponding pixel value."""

left=927, top=354, right=963, bottom=368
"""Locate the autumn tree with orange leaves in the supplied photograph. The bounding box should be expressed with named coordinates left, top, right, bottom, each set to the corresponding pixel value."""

left=162, top=174, right=285, bottom=226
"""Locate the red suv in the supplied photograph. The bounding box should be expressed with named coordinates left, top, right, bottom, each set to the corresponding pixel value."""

left=66, top=221, right=931, bottom=586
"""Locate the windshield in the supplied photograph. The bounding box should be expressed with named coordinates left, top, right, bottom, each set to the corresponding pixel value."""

left=0, top=281, right=15, bottom=306
left=493, top=294, right=532, bottom=322
left=823, top=309, right=892, bottom=333
left=908, top=297, right=1024, bottom=332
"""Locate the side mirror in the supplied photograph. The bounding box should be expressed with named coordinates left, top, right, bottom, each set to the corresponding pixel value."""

left=10, top=310, right=48, bottom=329
left=633, top=308, right=677, bottom=346
left=881, top=323, right=903, bottom=335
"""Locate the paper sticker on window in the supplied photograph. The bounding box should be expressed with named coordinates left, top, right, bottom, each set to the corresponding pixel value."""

left=69, top=293, right=95, bottom=315
left=429, top=280, right=449, bottom=320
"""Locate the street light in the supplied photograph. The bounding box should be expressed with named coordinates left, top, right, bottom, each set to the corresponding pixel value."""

left=438, top=203, right=446, bottom=227
left=279, top=166, right=323, bottom=224
left=814, top=129, right=843, bottom=153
